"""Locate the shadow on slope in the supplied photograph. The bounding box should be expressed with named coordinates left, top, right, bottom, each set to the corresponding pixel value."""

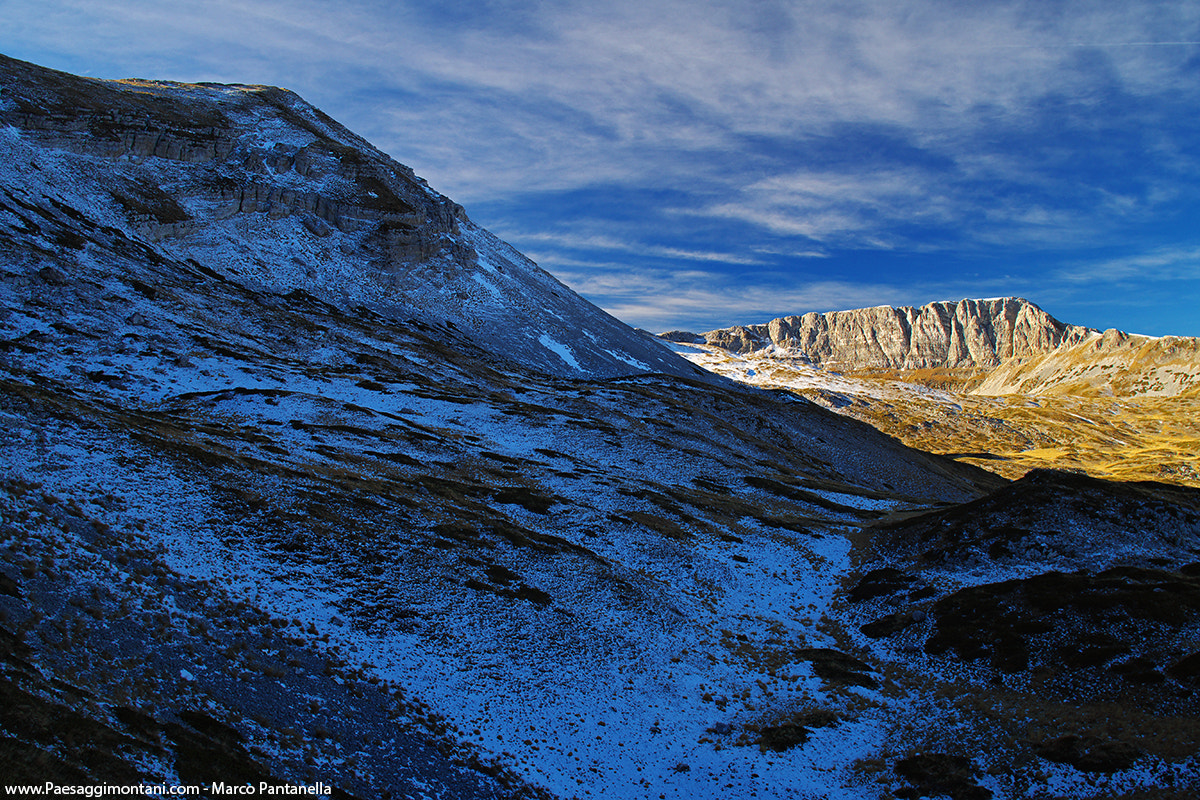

left=845, top=470, right=1200, bottom=798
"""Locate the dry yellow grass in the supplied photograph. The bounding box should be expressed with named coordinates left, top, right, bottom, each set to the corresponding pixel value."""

left=814, top=373, right=1200, bottom=487
left=682, top=344, right=1200, bottom=487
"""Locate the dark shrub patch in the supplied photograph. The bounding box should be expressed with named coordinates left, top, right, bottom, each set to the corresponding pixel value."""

left=1033, top=735, right=1142, bottom=773
left=1166, top=652, right=1200, bottom=683
left=848, top=567, right=912, bottom=602
left=924, top=567, right=1200, bottom=679
left=794, top=648, right=877, bottom=689
left=492, top=486, right=557, bottom=514
left=1057, top=642, right=1130, bottom=669
left=755, top=709, right=839, bottom=752
left=485, top=564, right=520, bottom=584
left=860, top=611, right=918, bottom=639
left=514, top=585, right=552, bottom=605
left=893, top=752, right=991, bottom=800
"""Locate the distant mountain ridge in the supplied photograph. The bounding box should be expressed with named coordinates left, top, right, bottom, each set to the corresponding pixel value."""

left=669, top=297, right=1097, bottom=370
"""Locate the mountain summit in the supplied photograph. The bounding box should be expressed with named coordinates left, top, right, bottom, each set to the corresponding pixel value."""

left=0, top=53, right=692, bottom=380
left=678, top=297, right=1095, bottom=369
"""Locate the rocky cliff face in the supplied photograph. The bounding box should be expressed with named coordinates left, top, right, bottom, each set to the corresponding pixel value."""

left=693, top=298, right=1095, bottom=369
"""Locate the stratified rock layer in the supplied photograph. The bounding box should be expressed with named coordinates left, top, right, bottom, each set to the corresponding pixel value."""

left=700, top=298, right=1095, bottom=369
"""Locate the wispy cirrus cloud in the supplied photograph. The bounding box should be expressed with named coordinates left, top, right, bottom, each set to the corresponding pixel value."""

left=507, top=230, right=771, bottom=266
left=548, top=263, right=915, bottom=333
left=1057, top=246, right=1200, bottom=285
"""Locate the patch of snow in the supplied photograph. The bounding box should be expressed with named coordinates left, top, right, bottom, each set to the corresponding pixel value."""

left=805, top=489, right=899, bottom=511
left=538, top=334, right=582, bottom=372
left=470, top=272, right=504, bottom=301
left=604, top=349, right=652, bottom=372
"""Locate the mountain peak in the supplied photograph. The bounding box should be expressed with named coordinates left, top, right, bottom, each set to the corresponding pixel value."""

left=0, top=51, right=695, bottom=381
left=696, top=297, right=1096, bottom=369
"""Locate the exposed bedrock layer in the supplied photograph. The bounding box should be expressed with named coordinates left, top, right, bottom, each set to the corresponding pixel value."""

left=695, top=298, right=1095, bottom=369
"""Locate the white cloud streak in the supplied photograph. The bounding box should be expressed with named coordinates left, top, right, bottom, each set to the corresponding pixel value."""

left=500, top=230, right=773, bottom=266
left=551, top=265, right=912, bottom=332
left=1058, top=246, right=1200, bottom=285
left=11, top=1, right=1200, bottom=197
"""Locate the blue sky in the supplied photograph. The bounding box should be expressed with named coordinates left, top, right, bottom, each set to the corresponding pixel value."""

left=4, top=0, right=1200, bottom=335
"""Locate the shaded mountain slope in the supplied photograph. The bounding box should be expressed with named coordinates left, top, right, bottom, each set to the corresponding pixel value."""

left=0, top=52, right=692, bottom=381
left=841, top=470, right=1200, bottom=798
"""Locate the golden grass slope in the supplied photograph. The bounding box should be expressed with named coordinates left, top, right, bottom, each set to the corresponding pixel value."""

left=675, top=338, right=1200, bottom=488
left=976, top=329, right=1200, bottom=398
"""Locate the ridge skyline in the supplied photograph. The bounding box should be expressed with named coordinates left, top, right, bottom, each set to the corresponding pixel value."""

left=684, top=294, right=1192, bottom=346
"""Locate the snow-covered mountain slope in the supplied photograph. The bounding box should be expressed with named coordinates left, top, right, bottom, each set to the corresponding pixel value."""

left=3, top=53, right=1200, bottom=800
left=0, top=53, right=694, bottom=382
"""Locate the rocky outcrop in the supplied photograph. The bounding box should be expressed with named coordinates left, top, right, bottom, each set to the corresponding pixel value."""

left=0, top=54, right=464, bottom=259
left=658, top=330, right=705, bottom=345
left=700, top=298, right=1096, bottom=369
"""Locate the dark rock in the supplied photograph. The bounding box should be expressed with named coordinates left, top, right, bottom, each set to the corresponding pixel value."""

left=848, top=567, right=914, bottom=602
left=1110, top=656, right=1165, bottom=684
left=1034, top=735, right=1142, bottom=773
left=1166, top=652, right=1200, bottom=683
left=1058, top=642, right=1131, bottom=669
left=302, top=214, right=333, bottom=237
left=37, top=266, right=67, bottom=285
left=794, top=648, right=878, bottom=689
left=893, top=752, right=992, bottom=800
left=657, top=331, right=704, bottom=344
left=861, top=611, right=918, bottom=639
left=0, top=574, right=20, bottom=598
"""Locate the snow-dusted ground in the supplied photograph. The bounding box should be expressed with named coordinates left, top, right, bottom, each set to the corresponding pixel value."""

left=664, top=341, right=962, bottom=408
left=2, top=391, right=916, bottom=798
left=0, top=362, right=920, bottom=798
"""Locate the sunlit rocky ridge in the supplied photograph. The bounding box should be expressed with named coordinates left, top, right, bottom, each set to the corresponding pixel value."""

left=667, top=299, right=1200, bottom=487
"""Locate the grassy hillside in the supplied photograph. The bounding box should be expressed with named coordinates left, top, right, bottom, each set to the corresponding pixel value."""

left=676, top=345, right=1200, bottom=487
